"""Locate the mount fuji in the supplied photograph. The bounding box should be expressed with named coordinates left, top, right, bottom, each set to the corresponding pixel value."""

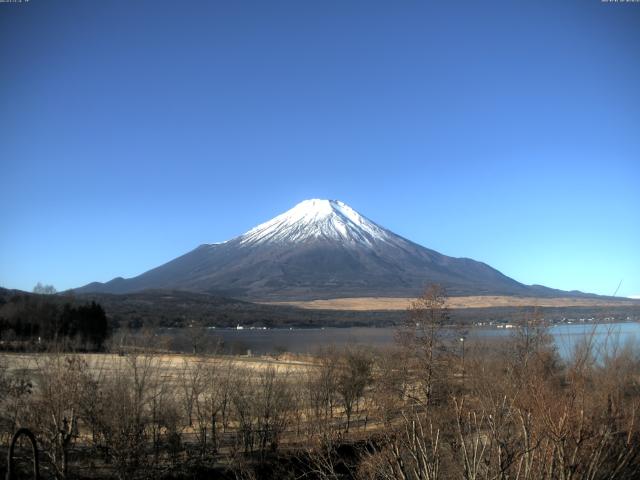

left=77, top=199, right=574, bottom=300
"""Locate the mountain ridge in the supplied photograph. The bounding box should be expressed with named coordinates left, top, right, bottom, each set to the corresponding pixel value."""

left=76, top=199, right=601, bottom=300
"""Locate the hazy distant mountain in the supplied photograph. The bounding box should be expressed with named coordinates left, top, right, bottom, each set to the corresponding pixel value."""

left=77, top=199, right=589, bottom=300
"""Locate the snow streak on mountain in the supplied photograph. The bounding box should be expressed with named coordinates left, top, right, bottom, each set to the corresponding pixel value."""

left=77, top=199, right=573, bottom=300
left=239, top=199, right=391, bottom=247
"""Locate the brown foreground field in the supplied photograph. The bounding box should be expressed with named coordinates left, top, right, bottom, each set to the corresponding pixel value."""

left=265, top=295, right=640, bottom=311
left=2, top=302, right=640, bottom=479
left=0, top=351, right=314, bottom=378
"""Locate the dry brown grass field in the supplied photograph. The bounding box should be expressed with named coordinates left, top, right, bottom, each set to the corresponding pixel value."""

left=0, top=351, right=316, bottom=382
left=265, top=295, right=640, bottom=311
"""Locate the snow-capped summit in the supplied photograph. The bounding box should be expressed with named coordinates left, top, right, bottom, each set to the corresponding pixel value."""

left=239, top=199, right=392, bottom=247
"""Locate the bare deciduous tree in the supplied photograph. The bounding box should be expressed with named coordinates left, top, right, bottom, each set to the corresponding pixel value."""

left=29, top=354, right=84, bottom=479
left=337, top=348, right=372, bottom=433
left=33, top=282, right=57, bottom=295
left=398, top=284, right=449, bottom=406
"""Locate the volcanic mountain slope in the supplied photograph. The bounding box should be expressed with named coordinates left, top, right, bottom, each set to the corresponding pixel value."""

left=78, top=199, right=579, bottom=300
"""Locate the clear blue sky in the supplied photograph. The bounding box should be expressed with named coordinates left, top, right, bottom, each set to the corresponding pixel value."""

left=1, top=0, right=638, bottom=297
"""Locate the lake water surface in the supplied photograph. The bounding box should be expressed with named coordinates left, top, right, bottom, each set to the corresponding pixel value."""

left=181, top=322, right=640, bottom=358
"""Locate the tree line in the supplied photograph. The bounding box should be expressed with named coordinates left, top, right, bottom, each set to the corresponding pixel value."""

left=0, top=292, right=109, bottom=350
